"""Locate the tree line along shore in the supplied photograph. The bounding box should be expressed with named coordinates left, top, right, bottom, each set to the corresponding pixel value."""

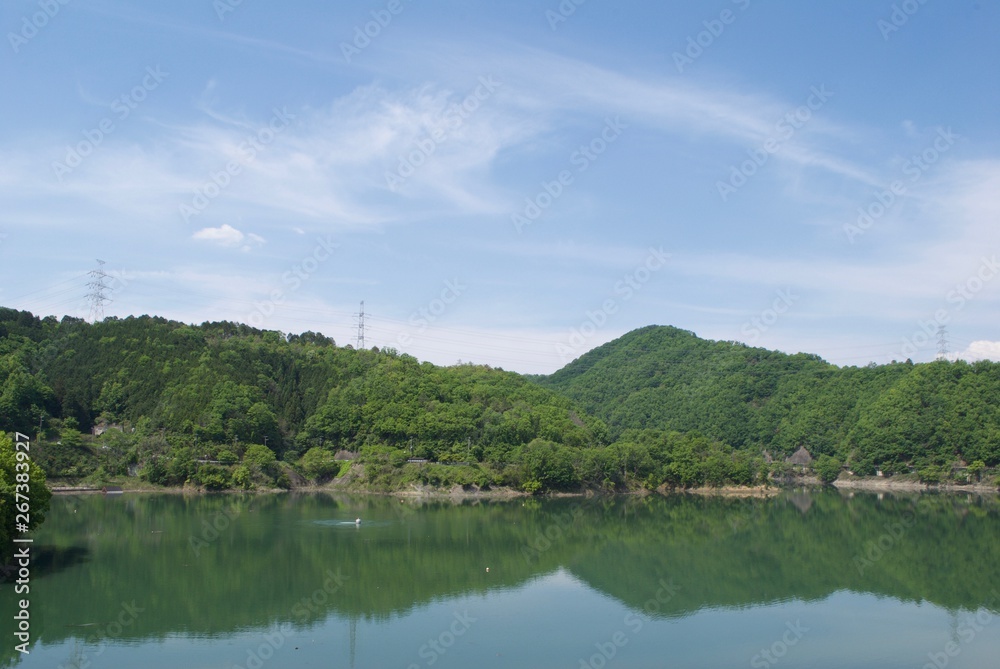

left=2, top=309, right=998, bottom=507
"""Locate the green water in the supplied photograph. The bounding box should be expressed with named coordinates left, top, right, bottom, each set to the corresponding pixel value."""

left=3, top=490, right=1000, bottom=668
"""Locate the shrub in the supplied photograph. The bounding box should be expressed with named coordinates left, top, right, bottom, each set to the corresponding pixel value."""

left=195, top=464, right=230, bottom=491
left=814, top=455, right=842, bottom=485
left=769, top=461, right=794, bottom=482
left=139, top=458, right=167, bottom=485
left=522, top=479, right=542, bottom=495
left=217, top=449, right=238, bottom=465
left=300, top=447, right=339, bottom=481
left=243, top=444, right=279, bottom=485
left=518, top=439, right=579, bottom=491
left=243, top=444, right=277, bottom=470
left=84, top=465, right=111, bottom=485
left=918, top=466, right=942, bottom=485
left=166, top=447, right=198, bottom=485
left=232, top=465, right=253, bottom=490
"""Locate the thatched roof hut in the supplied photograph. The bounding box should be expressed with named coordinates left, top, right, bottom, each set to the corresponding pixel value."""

left=786, top=446, right=814, bottom=467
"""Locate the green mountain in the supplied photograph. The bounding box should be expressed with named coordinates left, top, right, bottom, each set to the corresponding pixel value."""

left=538, top=325, right=1000, bottom=473
left=2, top=310, right=997, bottom=499
left=0, top=307, right=614, bottom=493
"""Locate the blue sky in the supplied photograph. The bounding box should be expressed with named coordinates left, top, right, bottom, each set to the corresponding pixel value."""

left=1, top=0, right=998, bottom=373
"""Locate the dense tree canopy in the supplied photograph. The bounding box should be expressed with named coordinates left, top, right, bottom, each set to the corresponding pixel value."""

left=0, top=308, right=616, bottom=491
left=0, top=431, right=51, bottom=563
left=1, top=310, right=997, bottom=493
left=539, top=325, right=1000, bottom=473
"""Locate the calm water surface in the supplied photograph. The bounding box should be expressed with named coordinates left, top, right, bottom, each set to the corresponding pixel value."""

left=2, top=490, right=999, bottom=668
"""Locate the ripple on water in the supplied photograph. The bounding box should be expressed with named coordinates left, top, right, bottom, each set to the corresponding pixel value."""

left=308, top=519, right=394, bottom=529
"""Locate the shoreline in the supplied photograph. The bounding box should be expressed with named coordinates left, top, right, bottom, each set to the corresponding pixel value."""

left=50, top=476, right=999, bottom=498
left=833, top=477, right=998, bottom=494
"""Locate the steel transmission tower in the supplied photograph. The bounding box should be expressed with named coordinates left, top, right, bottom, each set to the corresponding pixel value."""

left=86, top=259, right=111, bottom=322
left=355, top=301, right=367, bottom=349
left=936, top=325, right=949, bottom=359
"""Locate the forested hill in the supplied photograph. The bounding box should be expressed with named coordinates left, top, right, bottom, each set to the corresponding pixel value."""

left=0, top=308, right=604, bottom=459
left=2, top=309, right=997, bottom=494
left=538, top=325, right=1000, bottom=474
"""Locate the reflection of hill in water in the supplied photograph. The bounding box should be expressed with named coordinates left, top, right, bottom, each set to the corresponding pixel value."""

left=1, top=544, right=90, bottom=584
left=569, top=492, right=1000, bottom=616
left=3, top=491, right=999, bottom=647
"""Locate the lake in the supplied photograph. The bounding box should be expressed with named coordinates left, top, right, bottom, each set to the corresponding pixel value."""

left=3, top=490, right=1000, bottom=668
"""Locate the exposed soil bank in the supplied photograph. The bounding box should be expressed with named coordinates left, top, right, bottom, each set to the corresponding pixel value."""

left=833, top=476, right=998, bottom=495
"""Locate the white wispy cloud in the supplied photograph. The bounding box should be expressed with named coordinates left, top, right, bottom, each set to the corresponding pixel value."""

left=668, top=158, right=1000, bottom=298
left=193, top=224, right=264, bottom=251
left=1, top=39, right=889, bottom=239
left=0, top=78, right=537, bottom=231
left=483, top=240, right=667, bottom=268
left=375, top=41, right=878, bottom=184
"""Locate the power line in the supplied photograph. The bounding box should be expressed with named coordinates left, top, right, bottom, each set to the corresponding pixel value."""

left=3, top=272, right=91, bottom=303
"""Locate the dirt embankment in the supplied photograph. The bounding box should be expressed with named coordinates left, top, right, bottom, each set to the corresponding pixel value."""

left=833, top=476, right=998, bottom=494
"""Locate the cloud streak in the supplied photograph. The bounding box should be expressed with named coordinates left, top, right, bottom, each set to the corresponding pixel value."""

left=0, top=40, right=890, bottom=238
left=192, top=224, right=264, bottom=251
